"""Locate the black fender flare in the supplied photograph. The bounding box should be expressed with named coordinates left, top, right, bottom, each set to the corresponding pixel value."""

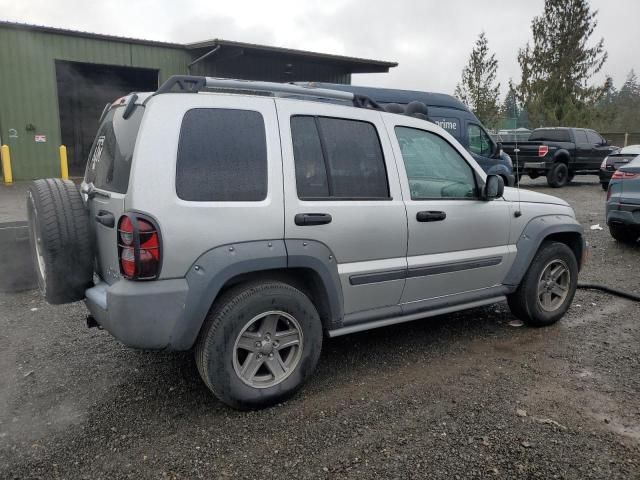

left=503, top=215, right=584, bottom=287
left=171, top=239, right=343, bottom=349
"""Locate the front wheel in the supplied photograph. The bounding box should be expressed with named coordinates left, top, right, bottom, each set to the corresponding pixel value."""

left=507, top=241, right=578, bottom=327
left=195, top=281, right=323, bottom=409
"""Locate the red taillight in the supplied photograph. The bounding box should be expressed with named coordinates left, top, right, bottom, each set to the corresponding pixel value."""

left=611, top=170, right=639, bottom=180
left=117, top=214, right=161, bottom=280
left=538, top=145, right=549, bottom=157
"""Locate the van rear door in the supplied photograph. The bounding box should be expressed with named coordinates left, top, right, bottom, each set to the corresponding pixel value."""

left=82, top=98, right=144, bottom=284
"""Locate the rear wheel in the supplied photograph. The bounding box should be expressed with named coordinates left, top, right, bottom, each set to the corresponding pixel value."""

left=27, top=179, right=94, bottom=304
left=609, top=224, right=638, bottom=244
left=195, top=281, right=323, bottom=409
left=507, top=241, right=578, bottom=327
left=601, top=182, right=608, bottom=191
left=546, top=163, right=569, bottom=188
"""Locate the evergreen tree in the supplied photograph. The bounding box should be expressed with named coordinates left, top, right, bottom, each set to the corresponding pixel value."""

left=500, top=80, right=520, bottom=128
left=454, top=32, right=501, bottom=127
left=517, top=0, right=607, bottom=126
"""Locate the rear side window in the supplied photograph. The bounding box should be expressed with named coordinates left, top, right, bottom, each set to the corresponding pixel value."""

left=85, top=106, right=144, bottom=194
left=176, top=109, right=267, bottom=201
left=291, top=116, right=389, bottom=200
left=529, top=129, right=571, bottom=142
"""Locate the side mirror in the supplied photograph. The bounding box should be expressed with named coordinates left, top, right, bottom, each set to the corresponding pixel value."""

left=493, top=141, right=503, bottom=158
left=483, top=175, right=504, bottom=200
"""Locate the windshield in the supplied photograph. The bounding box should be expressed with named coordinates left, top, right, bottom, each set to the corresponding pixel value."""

left=528, top=129, right=571, bottom=142
left=84, top=105, right=144, bottom=193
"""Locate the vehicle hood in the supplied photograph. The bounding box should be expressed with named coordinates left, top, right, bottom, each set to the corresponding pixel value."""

left=502, top=187, right=570, bottom=207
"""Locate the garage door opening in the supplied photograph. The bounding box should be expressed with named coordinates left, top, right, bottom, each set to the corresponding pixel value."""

left=55, top=61, right=158, bottom=177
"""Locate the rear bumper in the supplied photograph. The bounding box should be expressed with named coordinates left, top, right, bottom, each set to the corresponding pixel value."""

left=606, top=203, right=640, bottom=227
left=85, top=278, right=189, bottom=350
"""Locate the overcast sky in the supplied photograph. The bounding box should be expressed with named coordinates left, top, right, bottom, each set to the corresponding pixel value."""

left=1, top=0, right=637, bottom=98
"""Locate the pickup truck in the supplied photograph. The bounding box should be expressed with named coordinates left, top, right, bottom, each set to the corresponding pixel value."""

left=502, top=127, right=619, bottom=187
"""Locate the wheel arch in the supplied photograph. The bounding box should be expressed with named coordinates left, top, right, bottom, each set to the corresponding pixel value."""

left=171, top=240, right=344, bottom=350
left=504, top=215, right=585, bottom=287
left=552, top=149, right=571, bottom=164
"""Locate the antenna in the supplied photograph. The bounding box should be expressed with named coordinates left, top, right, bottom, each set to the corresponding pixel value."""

left=512, top=107, right=522, bottom=218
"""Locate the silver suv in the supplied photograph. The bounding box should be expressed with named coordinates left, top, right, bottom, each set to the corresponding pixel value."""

left=27, top=76, right=586, bottom=409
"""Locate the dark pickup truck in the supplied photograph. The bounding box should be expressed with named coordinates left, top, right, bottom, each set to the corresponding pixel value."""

left=502, top=127, right=619, bottom=187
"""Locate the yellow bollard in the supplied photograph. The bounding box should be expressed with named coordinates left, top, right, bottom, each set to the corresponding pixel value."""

left=1, top=145, right=13, bottom=185
left=59, top=145, right=69, bottom=180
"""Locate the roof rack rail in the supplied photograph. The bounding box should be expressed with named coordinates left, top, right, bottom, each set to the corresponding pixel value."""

left=154, top=75, right=382, bottom=107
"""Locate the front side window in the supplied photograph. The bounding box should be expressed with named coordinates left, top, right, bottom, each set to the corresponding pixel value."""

left=176, top=109, right=267, bottom=202
left=291, top=116, right=390, bottom=200
left=467, top=124, right=492, bottom=157
left=395, top=127, right=478, bottom=200
left=574, top=130, right=589, bottom=143
left=586, top=130, right=603, bottom=145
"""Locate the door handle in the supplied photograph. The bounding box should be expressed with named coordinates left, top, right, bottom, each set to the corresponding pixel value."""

left=294, top=213, right=332, bottom=226
left=95, top=210, right=115, bottom=228
left=416, top=211, right=446, bottom=222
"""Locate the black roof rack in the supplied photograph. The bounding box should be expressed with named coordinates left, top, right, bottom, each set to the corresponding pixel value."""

left=154, top=75, right=384, bottom=110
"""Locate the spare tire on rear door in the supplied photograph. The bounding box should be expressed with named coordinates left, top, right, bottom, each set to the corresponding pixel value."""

left=27, top=179, right=94, bottom=304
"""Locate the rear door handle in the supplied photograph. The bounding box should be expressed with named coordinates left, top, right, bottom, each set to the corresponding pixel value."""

left=95, top=210, right=115, bottom=228
left=416, top=211, right=446, bottom=222
left=294, top=213, right=332, bottom=226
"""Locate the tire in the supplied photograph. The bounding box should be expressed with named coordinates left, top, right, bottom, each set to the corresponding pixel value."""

left=609, top=224, right=638, bottom=244
left=546, top=163, right=569, bottom=188
left=195, top=281, right=323, bottom=409
left=601, top=182, right=608, bottom=191
left=27, top=179, right=94, bottom=304
left=507, top=241, right=578, bottom=327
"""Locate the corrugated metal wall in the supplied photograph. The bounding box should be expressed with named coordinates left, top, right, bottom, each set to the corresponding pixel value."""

left=0, top=27, right=189, bottom=180
left=191, top=53, right=351, bottom=84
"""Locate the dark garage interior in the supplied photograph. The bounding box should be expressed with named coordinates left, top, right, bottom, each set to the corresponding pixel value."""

left=55, top=61, right=158, bottom=176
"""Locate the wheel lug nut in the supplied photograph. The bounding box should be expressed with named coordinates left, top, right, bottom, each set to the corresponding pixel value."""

left=269, top=353, right=274, bottom=358
left=255, top=341, right=261, bottom=347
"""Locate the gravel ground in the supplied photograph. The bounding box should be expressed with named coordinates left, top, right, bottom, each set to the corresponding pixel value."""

left=1, top=175, right=639, bottom=479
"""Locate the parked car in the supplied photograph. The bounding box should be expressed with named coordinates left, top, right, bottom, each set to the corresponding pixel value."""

left=502, top=127, right=619, bottom=187
left=599, top=144, right=640, bottom=190
left=305, top=83, right=515, bottom=186
left=606, top=155, right=640, bottom=243
left=27, top=76, right=586, bottom=409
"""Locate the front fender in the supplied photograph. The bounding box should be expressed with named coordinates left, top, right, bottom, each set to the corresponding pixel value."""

left=503, top=215, right=584, bottom=286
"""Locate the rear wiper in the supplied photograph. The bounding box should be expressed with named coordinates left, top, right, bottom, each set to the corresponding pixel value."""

left=81, top=183, right=110, bottom=199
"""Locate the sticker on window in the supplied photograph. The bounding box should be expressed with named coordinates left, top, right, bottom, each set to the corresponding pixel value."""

left=90, top=136, right=105, bottom=171
left=432, top=117, right=460, bottom=137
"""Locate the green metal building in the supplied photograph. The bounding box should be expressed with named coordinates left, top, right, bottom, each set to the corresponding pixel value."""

left=0, top=21, right=397, bottom=180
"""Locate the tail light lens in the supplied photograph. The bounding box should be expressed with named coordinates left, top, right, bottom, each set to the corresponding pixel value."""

left=117, top=214, right=161, bottom=280
left=538, top=145, right=549, bottom=157
left=611, top=171, right=639, bottom=180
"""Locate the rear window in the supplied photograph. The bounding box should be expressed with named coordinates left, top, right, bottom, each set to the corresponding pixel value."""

left=85, top=106, right=144, bottom=193
left=176, top=109, right=267, bottom=202
left=291, top=116, right=390, bottom=200
left=529, top=129, right=571, bottom=142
